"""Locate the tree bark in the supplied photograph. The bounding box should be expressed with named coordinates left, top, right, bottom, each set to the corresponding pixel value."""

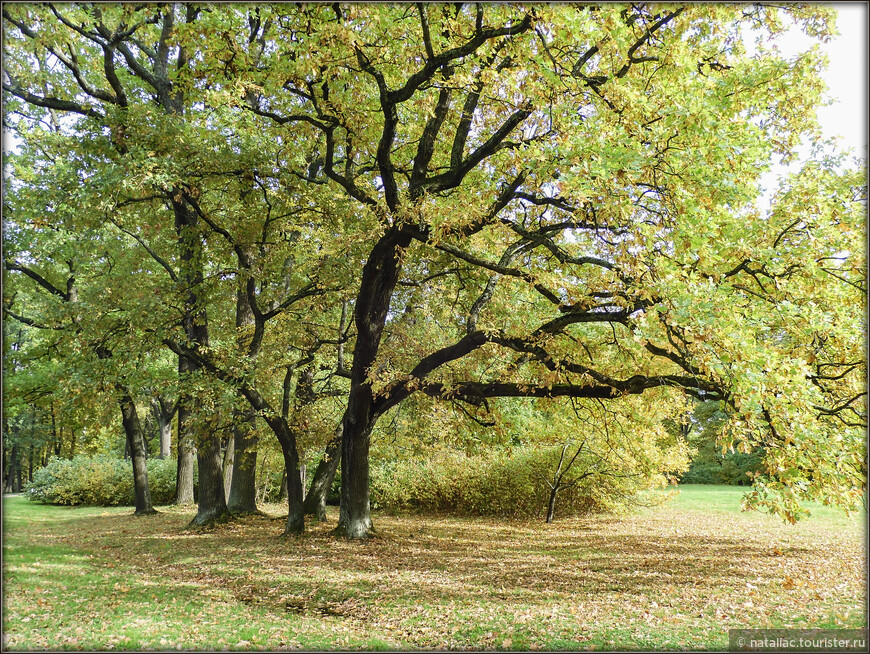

left=227, top=411, right=259, bottom=513
left=546, top=488, right=558, bottom=523
left=227, top=276, right=259, bottom=514
left=173, top=191, right=230, bottom=526
left=338, top=230, right=411, bottom=538
left=117, top=388, right=157, bottom=515
left=254, top=414, right=305, bottom=535
left=174, top=391, right=196, bottom=505
left=5, top=444, right=19, bottom=493
left=151, top=395, right=175, bottom=459
left=189, top=432, right=230, bottom=526
left=222, top=431, right=234, bottom=503
left=304, top=423, right=342, bottom=521
left=280, top=442, right=305, bottom=535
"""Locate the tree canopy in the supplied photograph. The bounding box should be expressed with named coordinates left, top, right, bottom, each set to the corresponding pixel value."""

left=3, top=3, right=865, bottom=536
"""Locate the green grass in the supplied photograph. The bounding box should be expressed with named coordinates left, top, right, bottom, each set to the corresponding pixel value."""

left=2, top=487, right=866, bottom=651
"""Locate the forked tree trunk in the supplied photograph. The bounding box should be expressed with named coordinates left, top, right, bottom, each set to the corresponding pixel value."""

left=304, top=423, right=342, bottom=521
left=546, top=488, right=559, bottom=523
left=117, top=389, right=156, bottom=516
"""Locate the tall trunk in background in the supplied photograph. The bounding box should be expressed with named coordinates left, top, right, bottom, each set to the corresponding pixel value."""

left=174, top=391, right=196, bottom=504
left=5, top=444, right=19, bottom=493
left=174, top=192, right=229, bottom=526
left=228, top=279, right=259, bottom=514
left=222, top=432, right=234, bottom=503
left=228, top=413, right=259, bottom=513
left=16, top=449, right=23, bottom=492
left=303, top=302, right=347, bottom=521
left=118, top=388, right=157, bottom=515
left=50, top=404, right=61, bottom=457
left=151, top=395, right=175, bottom=459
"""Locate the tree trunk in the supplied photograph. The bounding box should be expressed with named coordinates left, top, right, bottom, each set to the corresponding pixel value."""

left=189, top=433, right=229, bottom=526
left=337, top=230, right=411, bottom=538
left=51, top=404, right=61, bottom=457
left=304, top=423, right=342, bottom=521
left=174, top=401, right=196, bottom=505
left=546, top=487, right=558, bottom=523
left=117, top=389, right=156, bottom=516
left=281, top=443, right=305, bottom=536
left=338, top=413, right=374, bottom=538
left=5, top=444, right=19, bottom=493
left=279, top=468, right=288, bottom=502
left=222, top=431, right=234, bottom=503
left=151, top=395, right=174, bottom=459
left=227, top=411, right=259, bottom=514
left=16, top=449, right=23, bottom=491
left=174, top=190, right=231, bottom=527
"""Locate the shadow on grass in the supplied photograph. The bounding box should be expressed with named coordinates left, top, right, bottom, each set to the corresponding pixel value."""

left=22, top=502, right=832, bottom=614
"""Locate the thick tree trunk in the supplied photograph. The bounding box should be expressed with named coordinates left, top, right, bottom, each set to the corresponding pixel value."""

left=174, top=401, right=196, bottom=505
left=338, top=414, right=374, bottom=538
left=338, top=230, right=411, bottom=538
left=281, top=443, right=305, bottom=536
left=227, top=280, right=259, bottom=514
left=189, top=433, right=229, bottom=526
left=304, top=423, right=342, bottom=521
left=174, top=190, right=231, bottom=527
left=117, top=389, right=157, bottom=516
left=227, top=412, right=259, bottom=514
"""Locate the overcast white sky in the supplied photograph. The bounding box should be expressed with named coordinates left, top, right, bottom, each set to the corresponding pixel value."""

left=771, top=4, right=867, bottom=160
left=748, top=3, right=867, bottom=206
left=813, top=3, right=867, bottom=154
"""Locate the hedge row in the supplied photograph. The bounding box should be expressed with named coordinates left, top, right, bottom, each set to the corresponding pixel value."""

left=370, top=447, right=639, bottom=518
left=25, top=455, right=187, bottom=506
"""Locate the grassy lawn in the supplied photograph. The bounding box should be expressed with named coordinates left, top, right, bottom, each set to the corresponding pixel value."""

left=2, top=485, right=866, bottom=651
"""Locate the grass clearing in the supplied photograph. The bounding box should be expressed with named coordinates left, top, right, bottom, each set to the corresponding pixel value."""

left=2, top=485, right=866, bottom=651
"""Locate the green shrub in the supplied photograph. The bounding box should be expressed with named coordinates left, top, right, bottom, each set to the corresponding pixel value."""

left=26, top=455, right=189, bottom=507
left=680, top=450, right=762, bottom=485
left=146, top=457, right=184, bottom=504
left=370, top=447, right=638, bottom=519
